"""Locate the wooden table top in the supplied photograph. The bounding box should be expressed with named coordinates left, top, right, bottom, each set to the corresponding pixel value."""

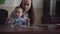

left=0, top=25, right=60, bottom=32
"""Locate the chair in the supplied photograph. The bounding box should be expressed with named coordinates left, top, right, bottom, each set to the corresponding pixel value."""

left=0, top=9, right=8, bottom=25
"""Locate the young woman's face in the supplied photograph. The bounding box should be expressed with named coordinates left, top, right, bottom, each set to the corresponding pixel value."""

left=22, top=0, right=31, bottom=12
left=14, top=8, right=23, bottom=17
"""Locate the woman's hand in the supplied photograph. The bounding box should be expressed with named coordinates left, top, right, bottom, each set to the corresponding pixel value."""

left=25, top=18, right=30, bottom=22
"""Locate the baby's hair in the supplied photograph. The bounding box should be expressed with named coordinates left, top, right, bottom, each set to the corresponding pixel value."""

left=15, top=6, right=23, bottom=9
left=15, top=6, right=20, bottom=9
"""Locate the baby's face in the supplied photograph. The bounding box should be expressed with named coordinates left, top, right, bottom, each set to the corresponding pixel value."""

left=14, top=8, right=23, bottom=17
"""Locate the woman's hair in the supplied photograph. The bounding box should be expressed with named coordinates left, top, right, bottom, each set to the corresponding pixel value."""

left=20, top=0, right=34, bottom=26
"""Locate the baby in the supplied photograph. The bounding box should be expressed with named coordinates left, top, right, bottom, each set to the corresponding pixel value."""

left=7, top=6, right=30, bottom=28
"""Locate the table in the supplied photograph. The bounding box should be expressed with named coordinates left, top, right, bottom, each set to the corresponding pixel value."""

left=0, top=24, right=60, bottom=32
left=0, top=25, right=45, bottom=32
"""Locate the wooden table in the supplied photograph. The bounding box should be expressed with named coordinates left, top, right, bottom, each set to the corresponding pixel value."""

left=0, top=25, right=44, bottom=32
left=0, top=25, right=60, bottom=34
left=0, top=25, right=59, bottom=32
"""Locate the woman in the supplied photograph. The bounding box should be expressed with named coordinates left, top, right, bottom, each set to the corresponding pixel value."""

left=10, top=0, right=34, bottom=27
left=20, top=0, right=35, bottom=26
